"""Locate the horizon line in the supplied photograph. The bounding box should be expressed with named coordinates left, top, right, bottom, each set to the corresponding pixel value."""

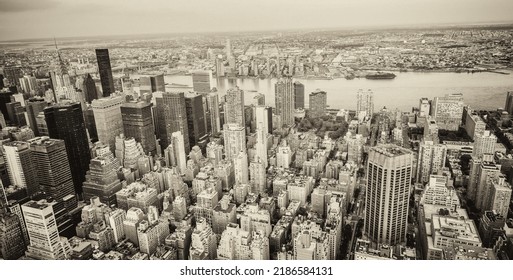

left=1, top=20, right=513, bottom=44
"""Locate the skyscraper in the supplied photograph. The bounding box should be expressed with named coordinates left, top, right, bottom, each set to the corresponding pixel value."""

left=95, top=49, right=115, bottom=97
left=505, top=91, right=513, bottom=115
left=184, top=92, right=207, bottom=149
left=155, top=92, right=190, bottom=153
left=224, top=87, right=245, bottom=127
left=473, top=130, right=497, bottom=159
left=233, top=151, right=249, bottom=185
left=92, top=95, right=125, bottom=152
left=255, top=106, right=269, bottom=168
left=0, top=208, right=26, bottom=260
left=121, top=101, right=156, bottom=156
left=207, top=91, right=221, bottom=135
left=416, top=140, right=447, bottom=184
left=22, top=200, right=70, bottom=260
left=25, top=98, right=47, bottom=136
left=192, top=70, right=213, bottom=94
left=83, top=74, right=98, bottom=103
left=275, top=78, right=294, bottom=127
left=171, top=131, right=187, bottom=175
left=223, top=123, right=246, bottom=161
left=82, top=149, right=123, bottom=207
left=309, top=89, right=327, bottom=118
left=419, top=98, right=431, bottom=117
left=44, top=103, right=91, bottom=197
left=431, top=93, right=464, bottom=131
left=356, top=89, right=374, bottom=121
left=3, top=142, right=39, bottom=196
left=365, top=144, right=412, bottom=246
left=139, top=75, right=165, bottom=94
left=293, top=81, right=305, bottom=109
left=28, top=137, right=76, bottom=204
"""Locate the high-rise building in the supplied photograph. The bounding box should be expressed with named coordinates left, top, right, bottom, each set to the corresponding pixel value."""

left=171, top=131, right=187, bottom=174
left=44, top=103, right=91, bottom=197
left=419, top=98, right=431, bottom=117
left=192, top=70, right=212, bottom=94
left=206, top=91, right=221, bottom=135
left=275, top=78, right=294, bottom=127
left=249, top=160, right=266, bottom=195
left=95, top=49, right=115, bottom=97
left=293, top=81, right=305, bottom=109
left=25, top=98, right=47, bottom=136
left=0, top=208, right=26, bottom=260
left=463, top=108, right=486, bottom=141
left=356, top=89, right=374, bottom=121
left=468, top=156, right=501, bottom=205
left=155, top=92, right=190, bottom=152
left=223, top=123, right=246, bottom=161
left=365, top=144, right=413, bottom=246
left=224, top=87, right=245, bottom=127
left=505, top=91, right=513, bottom=115
left=83, top=74, right=98, bottom=103
left=431, top=93, right=464, bottom=131
left=139, top=75, right=165, bottom=94
left=22, top=200, right=70, bottom=260
left=121, top=101, right=156, bottom=156
left=255, top=105, right=272, bottom=134
left=309, top=89, right=327, bottom=118
left=185, top=92, right=207, bottom=148
left=92, top=95, right=125, bottom=152
left=416, top=140, right=447, bottom=184
left=234, top=151, right=249, bottom=185
left=3, top=142, right=39, bottom=196
left=473, top=131, right=497, bottom=159
left=484, top=175, right=512, bottom=218
left=190, top=217, right=217, bottom=260
left=82, top=149, right=122, bottom=207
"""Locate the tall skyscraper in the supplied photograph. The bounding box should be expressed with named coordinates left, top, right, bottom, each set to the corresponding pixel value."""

left=416, top=140, right=447, bottom=184
left=121, top=101, right=156, bottom=156
left=431, top=93, right=464, bottom=131
left=83, top=74, right=98, bottom=103
left=356, top=89, right=374, bottom=121
left=22, top=200, right=69, bottom=260
left=25, top=98, right=47, bottom=136
left=505, top=91, right=513, bottom=115
left=184, top=92, right=207, bottom=148
left=44, top=103, right=91, bottom=197
left=255, top=106, right=269, bottom=168
left=275, top=78, right=294, bottom=127
left=365, top=144, right=413, bottom=246
left=192, top=70, right=213, bottom=94
left=293, top=81, right=305, bottom=109
left=473, top=130, right=497, bottom=159
left=207, top=91, right=221, bottom=135
left=95, top=49, right=115, bottom=97
left=0, top=208, right=26, bottom=260
left=255, top=105, right=272, bottom=134
left=224, top=87, right=245, bottom=127
left=139, top=75, right=165, bottom=94
left=223, top=123, right=246, bottom=161
left=3, top=142, right=39, bottom=196
left=171, top=131, right=187, bottom=175
left=233, top=151, right=249, bottom=185
left=92, top=95, right=125, bottom=152
left=419, top=98, right=431, bottom=117
left=309, top=89, right=327, bottom=118
left=155, top=92, right=190, bottom=153
left=28, top=137, right=77, bottom=205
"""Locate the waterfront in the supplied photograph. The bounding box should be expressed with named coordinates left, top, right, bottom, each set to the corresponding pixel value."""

left=158, top=71, right=513, bottom=112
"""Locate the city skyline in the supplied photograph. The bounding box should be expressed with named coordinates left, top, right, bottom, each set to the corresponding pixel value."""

left=0, top=0, right=513, bottom=41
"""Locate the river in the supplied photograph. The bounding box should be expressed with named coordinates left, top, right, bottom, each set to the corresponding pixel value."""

left=153, top=71, right=513, bottom=112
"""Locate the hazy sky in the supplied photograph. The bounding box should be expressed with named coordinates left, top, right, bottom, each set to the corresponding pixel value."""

left=0, top=0, right=512, bottom=41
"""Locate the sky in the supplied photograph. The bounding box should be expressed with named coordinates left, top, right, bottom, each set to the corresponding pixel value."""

left=0, top=0, right=512, bottom=41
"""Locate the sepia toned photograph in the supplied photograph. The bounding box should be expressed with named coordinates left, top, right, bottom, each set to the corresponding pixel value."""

left=0, top=0, right=512, bottom=271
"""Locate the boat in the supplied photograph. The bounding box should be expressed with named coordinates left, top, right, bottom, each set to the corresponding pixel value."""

left=365, top=72, right=396, bottom=80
